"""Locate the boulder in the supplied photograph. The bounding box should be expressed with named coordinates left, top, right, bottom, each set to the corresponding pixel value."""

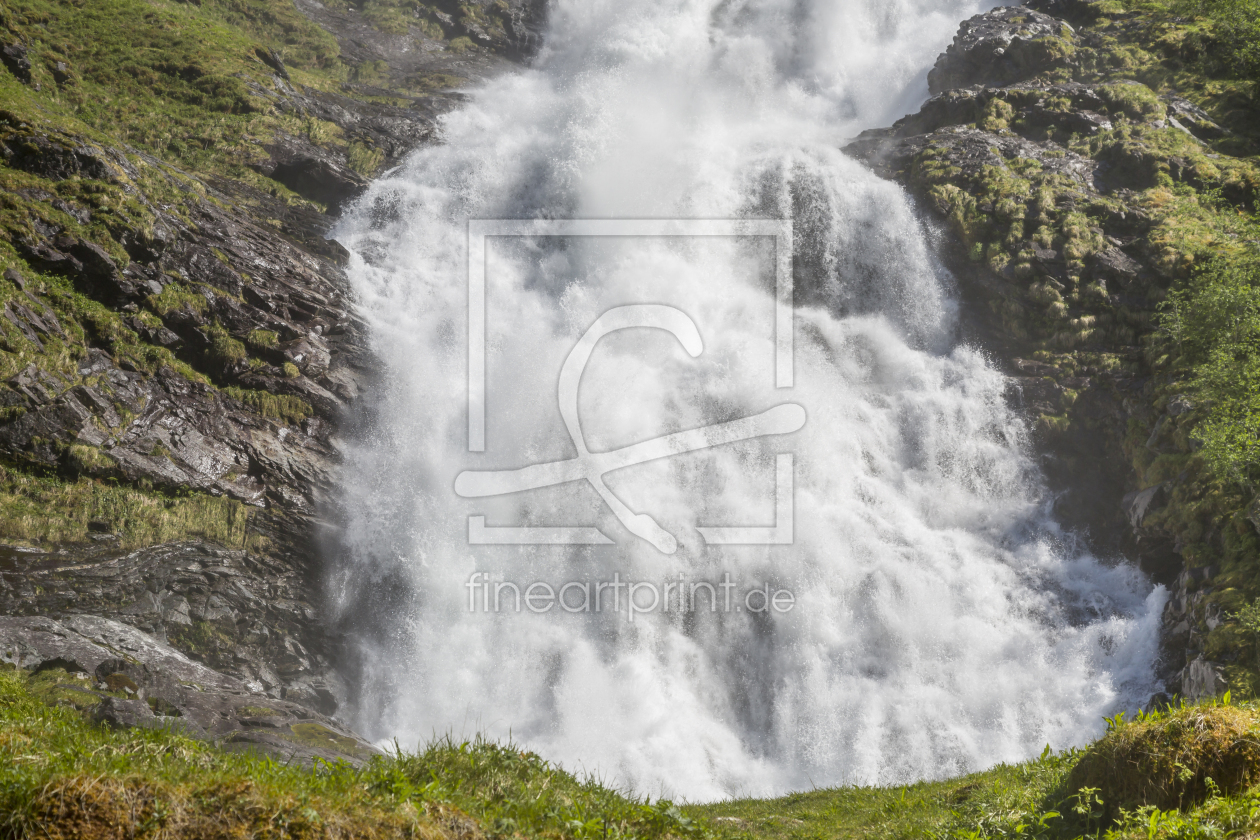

left=927, top=6, right=1073, bottom=94
left=1180, top=656, right=1227, bottom=701
left=0, top=43, right=31, bottom=84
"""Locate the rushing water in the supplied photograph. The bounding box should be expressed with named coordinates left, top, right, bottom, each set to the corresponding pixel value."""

left=331, top=0, right=1166, bottom=802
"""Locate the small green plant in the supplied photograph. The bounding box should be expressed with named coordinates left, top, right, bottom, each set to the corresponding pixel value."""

left=245, top=328, right=278, bottom=350
left=223, top=387, right=312, bottom=424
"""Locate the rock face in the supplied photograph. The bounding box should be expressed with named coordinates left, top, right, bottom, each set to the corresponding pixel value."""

left=0, top=541, right=344, bottom=712
left=0, top=0, right=546, bottom=746
left=0, top=614, right=377, bottom=765
left=848, top=0, right=1260, bottom=699
left=0, top=94, right=373, bottom=709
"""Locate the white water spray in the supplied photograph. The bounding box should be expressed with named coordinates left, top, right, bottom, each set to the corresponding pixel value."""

left=332, top=0, right=1166, bottom=801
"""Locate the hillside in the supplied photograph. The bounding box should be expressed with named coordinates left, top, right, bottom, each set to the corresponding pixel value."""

left=8, top=663, right=1260, bottom=839
left=0, top=0, right=538, bottom=742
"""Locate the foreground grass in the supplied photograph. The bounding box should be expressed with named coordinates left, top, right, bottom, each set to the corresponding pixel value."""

left=13, top=659, right=1260, bottom=840
left=694, top=700, right=1260, bottom=840
left=0, top=667, right=704, bottom=840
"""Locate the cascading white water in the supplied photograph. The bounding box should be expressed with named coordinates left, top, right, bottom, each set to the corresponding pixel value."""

left=331, top=0, right=1167, bottom=801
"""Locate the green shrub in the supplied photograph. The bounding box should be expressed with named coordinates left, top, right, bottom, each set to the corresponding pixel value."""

left=1177, top=0, right=1260, bottom=80
left=1067, top=700, right=1260, bottom=818
left=245, top=328, right=278, bottom=350
left=205, top=322, right=247, bottom=369
left=1160, top=254, right=1260, bottom=483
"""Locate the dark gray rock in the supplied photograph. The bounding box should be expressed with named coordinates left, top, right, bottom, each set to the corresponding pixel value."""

left=0, top=614, right=377, bottom=766
left=93, top=696, right=159, bottom=729
left=253, top=130, right=370, bottom=212
left=1, top=43, right=30, bottom=84
left=1164, top=95, right=1228, bottom=141
left=0, top=541, right=346, bottom=711
left=927, top=6, right=1074, bottom=94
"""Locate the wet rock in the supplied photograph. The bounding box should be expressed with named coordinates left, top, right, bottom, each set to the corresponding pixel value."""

left=927, top=6, right=1074, bottom=94
left=0, top=615, right=375, bottom=766
left=263, top=142, right=368, bottom=211
left=1180, top=656, right=1227, bottom=701
left=92, top=696, right=159, bottom=730
left=0, top=542, right=346, bottom=711
left=1122, top=483, right=1166, bottom=529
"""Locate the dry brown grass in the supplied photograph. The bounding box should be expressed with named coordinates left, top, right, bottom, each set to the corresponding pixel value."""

left=1067, top=704, right=1260, bottom=818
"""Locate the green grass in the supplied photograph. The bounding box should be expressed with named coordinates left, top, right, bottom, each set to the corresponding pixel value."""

left=0, top=460, right=267, bottom=549
left=13, top=660, right=1260, bottom=840
left=695, top=699, right=1260, bottom=840
left=224, top=385, right=313, bottom=424
left=0, top=666, right=703, bottom=840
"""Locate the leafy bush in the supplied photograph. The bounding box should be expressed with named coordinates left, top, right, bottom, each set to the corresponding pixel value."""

left=1160, top=255, right=1260, bottom=484
left=1176, top=0, right=1260, bottom=80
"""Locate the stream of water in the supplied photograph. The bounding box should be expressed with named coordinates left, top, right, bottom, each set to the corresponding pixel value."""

left=331, top=0, right=1166, bottom=801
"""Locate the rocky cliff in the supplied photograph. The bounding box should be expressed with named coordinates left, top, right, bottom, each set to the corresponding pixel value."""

left=848, top=0, right=1260, bottom=700
left=0, top=0, right=541, bottom=760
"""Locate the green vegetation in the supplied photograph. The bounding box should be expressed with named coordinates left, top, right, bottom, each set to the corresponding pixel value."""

left=1159, top=256, right=1260, bottom=484
left=0, top=666, right=702, bottom=840
left=224, top=385, right=313, bottom=424
left=0, top=0, right=484, bottom=553
left=14, top=661, right=1260, bottom=840
left=0, top=461, right=266, bottom=549
left=698, top=698, right=1260, bottom=840
left=899, top=0, right=1260, bottom=695
left=1172, top=0, right=1260, bottom=82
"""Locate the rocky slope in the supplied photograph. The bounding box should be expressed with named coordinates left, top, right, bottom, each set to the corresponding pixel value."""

left=848, top=0, right=1260, bottom=699
left=0, top=0, right=541, bottom=759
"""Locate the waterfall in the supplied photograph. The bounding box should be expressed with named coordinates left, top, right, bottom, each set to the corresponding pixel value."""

left=330, top=0, right=1166, bottom=801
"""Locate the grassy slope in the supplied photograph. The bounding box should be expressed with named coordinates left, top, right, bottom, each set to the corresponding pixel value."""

left=12, top=664, right=1260, bottom=840
left=0, top=666, right=703, bottom=840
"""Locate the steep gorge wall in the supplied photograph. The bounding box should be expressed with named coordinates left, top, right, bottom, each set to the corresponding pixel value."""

left=849, top=0, right=1260, bottom=700
left=0, top=0, right=541, bottom=760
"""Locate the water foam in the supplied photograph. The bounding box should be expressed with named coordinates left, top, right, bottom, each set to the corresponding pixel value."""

left=331, top=0, right=1165, bottom=801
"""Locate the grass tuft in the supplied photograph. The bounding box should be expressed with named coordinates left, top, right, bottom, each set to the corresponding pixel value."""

left=1068, top=699, right=1260, bottom=817
left=0, top=462, right=266, bottom=549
